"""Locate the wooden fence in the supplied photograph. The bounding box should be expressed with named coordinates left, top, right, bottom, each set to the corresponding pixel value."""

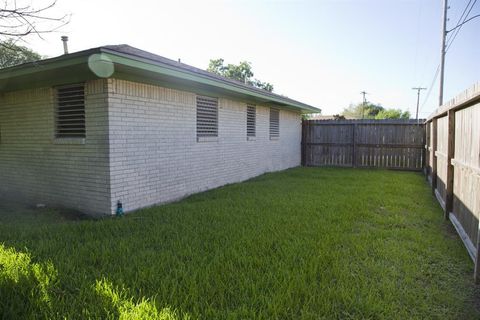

left=302, top=119, right=425, bottom=171
left=425, top=82, right=480, bottom=282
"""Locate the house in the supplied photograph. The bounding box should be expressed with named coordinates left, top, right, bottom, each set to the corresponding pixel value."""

left=0, top=45, right=319, bottom=215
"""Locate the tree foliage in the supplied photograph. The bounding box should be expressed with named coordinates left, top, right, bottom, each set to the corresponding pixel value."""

left=0, top=39, right=42, bottom=68
left=333, top=114, right=346, bottom=120
left=0, top=0, right=68, bottom=42
left=375, top=108, right=410, bottom=119
left=342, top=103, right=410, bottom=119
left=342, top=103, right=382, bottom=119
left=207, top=58, right=274, bottom=92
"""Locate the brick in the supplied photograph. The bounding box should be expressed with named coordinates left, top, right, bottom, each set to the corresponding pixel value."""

left=0, top=78, right=301, bottom=216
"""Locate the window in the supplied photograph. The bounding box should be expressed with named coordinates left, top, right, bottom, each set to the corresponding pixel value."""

left=246, top=105, right=256, bottom=138
left=269, top=108, right=279, bottom=139
left=55, top=83, right=86, bottom=138
left=196, top=95, right=218, bottom=138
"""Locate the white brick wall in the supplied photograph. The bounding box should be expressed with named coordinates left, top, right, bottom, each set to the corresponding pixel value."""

left=0, top=80, right=111, bottom=215
left=108, top=79, right=301, bottom=213
left=0, top=78, right=302, bottom=216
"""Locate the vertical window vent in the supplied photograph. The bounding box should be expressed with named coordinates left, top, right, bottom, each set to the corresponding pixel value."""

left=55, top=83, right=85, bottom=138
left=247, top=105, right=256, bottom=137
left=269, top=108, right=279, bottom=138
left=196, top=95, right=218, bottom=138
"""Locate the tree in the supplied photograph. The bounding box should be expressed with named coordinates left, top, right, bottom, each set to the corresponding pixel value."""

left=0, top=0, right=68, bottom=42
left=0, top=39, right=42, bottom=68
left=342, top=102, right=410, bottom=119
left=375, top=109, right=410, bottom=119
left=207, top=58, right=274, bottom=92
left=251, top=79, right=273, bottom=92
left=342, top=102, right=384, bottom=119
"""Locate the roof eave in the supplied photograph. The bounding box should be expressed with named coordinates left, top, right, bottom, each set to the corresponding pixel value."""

left=0, top=47, right=320, bottom=113
left=97, top=48, right=319, bottom=113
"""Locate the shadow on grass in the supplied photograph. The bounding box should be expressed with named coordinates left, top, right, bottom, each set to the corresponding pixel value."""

left=0, top=199, right=94, bottom=225
left=0, top=244, right=189, bottom=319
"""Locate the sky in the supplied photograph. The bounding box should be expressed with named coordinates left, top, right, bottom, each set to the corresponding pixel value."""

left=20, top=0, right=480, bottom=117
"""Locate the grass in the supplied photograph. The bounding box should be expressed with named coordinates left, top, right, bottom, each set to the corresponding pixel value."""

left=0, top=167, right=478, bottom=319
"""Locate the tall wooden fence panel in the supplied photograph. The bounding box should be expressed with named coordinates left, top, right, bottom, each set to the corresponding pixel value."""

left=435, top=116, right=449, bottom=206
left=302, top=119, right=424, bottom=171
left=426, top=121, right=434, bottom=180
left=425, top=82, right=480, bottom=282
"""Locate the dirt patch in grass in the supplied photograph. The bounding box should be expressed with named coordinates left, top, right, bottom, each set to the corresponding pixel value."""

left=0, top=200, right=93, bottom=223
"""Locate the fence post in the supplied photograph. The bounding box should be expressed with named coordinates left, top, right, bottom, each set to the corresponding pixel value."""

left=424, top=122, right=430, bottom=180
left=421, top=124, right=427, bottom=176
left=431, top=118, right=438, bottom=195
left=475, top=226, right=480, bottom=283
left=352, top=123, right=357, bottom=168
left=444, top=110, right=455, bottom=220
left=301, top=119, right=307, bottom=166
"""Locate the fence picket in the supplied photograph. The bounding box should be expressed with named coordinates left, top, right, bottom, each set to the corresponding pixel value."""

left=424, top=82, right=480, bottom=283
left=302, top=119, right=424, bottom=171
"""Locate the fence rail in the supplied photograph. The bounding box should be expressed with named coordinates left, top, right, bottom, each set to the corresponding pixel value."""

left=425, top=82, right=480, bottom=283
left=302, top=119, right=425, bottom=171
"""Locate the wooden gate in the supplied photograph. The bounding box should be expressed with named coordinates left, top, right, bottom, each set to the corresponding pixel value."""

left=302, top=119, right=425, bottom=171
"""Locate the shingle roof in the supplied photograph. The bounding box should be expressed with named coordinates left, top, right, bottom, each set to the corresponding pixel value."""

left=101, top=44, right=316, bottom=111
left=0, top=44, right=320, bottom=113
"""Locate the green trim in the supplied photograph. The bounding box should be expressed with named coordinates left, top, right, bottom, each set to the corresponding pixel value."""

left=0, top=56, right=88, bottom=80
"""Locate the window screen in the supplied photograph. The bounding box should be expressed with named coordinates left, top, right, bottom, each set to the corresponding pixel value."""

left=196, top=95, right=218, bottom=138
left=247, top=105, right=256, bottom=137
left=269, top=108, right=279, bottom=138
left=55, top=83, right=85, bottom=138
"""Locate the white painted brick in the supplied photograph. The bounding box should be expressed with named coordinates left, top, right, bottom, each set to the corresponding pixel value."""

left=0, top=80, right=110, bottom=215
left=107, top=79, right=301, bottom=214
left=0, top=78, right=302, bottom=216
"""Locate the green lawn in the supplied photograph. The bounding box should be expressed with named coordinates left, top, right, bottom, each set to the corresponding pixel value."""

left=0, top=167, right=478, bottom=319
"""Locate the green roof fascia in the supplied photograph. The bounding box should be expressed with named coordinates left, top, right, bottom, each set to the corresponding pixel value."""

left=0, top=52, right=92, bottom=80
left=99, top=49, right=319, bottom=113
left=0, top=50, right=98, bottom=91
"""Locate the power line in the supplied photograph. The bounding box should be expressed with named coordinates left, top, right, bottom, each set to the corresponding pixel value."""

left=445, top=0, right=478, bottom=52
left=444, top=0, right=471, bottom=50
left=448, top=13, right=480, bottom=34
left=419, top=64, right=440, bottom=112
left=415, top=0, right=477, bottom=115
left=449, top=0, right=473, bottom=36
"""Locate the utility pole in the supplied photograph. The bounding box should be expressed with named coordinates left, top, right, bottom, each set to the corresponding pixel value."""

left=360, top=91, right=368, bottom=119
left=412, top=87, right=427, bottom=123
left=439, top=0, right=448, bottom=106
